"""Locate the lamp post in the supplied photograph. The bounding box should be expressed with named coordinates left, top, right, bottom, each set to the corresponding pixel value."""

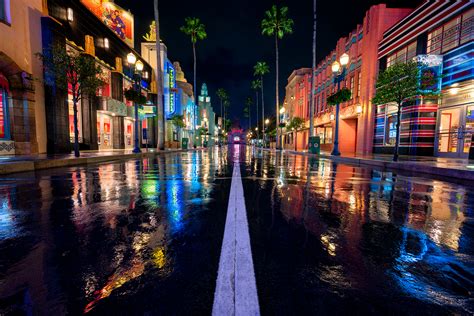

left=279, top=107, right=286, bottom=150
left=330, top=53, right=349, bottom=156
left=264, top=118, right=270, bottom=148
left=127, top=53, right=144, bottom=154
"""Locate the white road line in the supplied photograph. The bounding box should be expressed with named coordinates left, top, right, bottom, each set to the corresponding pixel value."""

left=212, top=163, right=260, bottom=316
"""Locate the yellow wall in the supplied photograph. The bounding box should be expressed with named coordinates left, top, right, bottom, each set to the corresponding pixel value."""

left=0, top=0, right=47, bottom=153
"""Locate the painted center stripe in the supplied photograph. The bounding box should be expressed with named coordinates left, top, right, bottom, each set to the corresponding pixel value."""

left=212, top=163, right=260, bottom=316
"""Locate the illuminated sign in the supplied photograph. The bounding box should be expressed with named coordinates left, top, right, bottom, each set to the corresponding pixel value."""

left=80, top=0, right=135, bottom=47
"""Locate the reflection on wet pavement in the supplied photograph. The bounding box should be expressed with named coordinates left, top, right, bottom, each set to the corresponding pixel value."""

left=0, top=148, right=231, bottom=315
left=243, top=147, right=473, bottom=315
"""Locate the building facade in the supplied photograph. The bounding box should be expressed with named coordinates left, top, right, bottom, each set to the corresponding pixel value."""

left=0, top=0, right=46, bottom=155
left=283, top=68, right=311, bottom=151
left=42, top=0, right=154, bottom=154
left=197, top=83, right=216, bottom=147
left=375, top=0, right=473, bottom=157
left=306, top=4, right=412, bottom=154
left=174, top=62, right=195, bottom=146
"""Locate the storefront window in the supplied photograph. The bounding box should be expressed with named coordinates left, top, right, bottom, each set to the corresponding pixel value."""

left=316, top=126, right=333, bottom=144
left=463, top=105, right=474, bottom=153
left=460, top=9, right=473, bottom=45
left=124, top=118, right=134, bottom=148
left=428, top=9, right=472, bottom=54
left=0, top=87, right=10, bottom=139
left=97, top=112, right=113, bottom=150
left=384, top=104, right=398, bottom=146
left=68, top=85, right=83, bottom=143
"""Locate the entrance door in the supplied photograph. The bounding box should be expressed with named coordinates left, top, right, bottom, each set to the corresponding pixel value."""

left=437, top=105, right=473, bottom=158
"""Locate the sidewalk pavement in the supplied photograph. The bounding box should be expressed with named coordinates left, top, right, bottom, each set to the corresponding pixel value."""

left=261, top=148, right=474, bottom=181
left=0, top=148, right=193, bottom=176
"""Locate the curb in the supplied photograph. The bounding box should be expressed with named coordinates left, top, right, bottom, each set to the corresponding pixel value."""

left=0, top=149, right=200, bottom=176
left=262, top=148, right=474, bottom=181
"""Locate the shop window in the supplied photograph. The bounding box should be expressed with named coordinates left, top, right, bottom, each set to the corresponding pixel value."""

left=0, top=87, right=10, bottom=139
left=350, top=76, right=354, bottom=99
left=0, top=0, right=11, bottom=24
left=384, top=104, right=398, bottom=146
left=316, top=126, right=332, bottom=144
left=428, top=10, right=472, bottom=54
left=460, top=9, right=473, bottom=45
left=387, top=41, right=416, bottom=67
left=357, top=72, right=361, bottom=97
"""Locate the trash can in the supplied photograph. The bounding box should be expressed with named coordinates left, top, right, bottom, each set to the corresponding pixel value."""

left=181, top=138, right=189, bottom=150
left=309, top=136, right=321, bottom=155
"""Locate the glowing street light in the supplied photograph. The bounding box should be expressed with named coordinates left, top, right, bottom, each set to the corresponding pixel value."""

left=331, top=53, right=350, bottom=156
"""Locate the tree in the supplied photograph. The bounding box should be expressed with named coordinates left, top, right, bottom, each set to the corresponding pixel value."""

left=180, top=17, right=207, bottom=146
left=251, top=79, right=262, bottom=139
left=287, top=117, right=305, bottom=151
left=244, top=97, right=253, bottom=129
left=309, top=0, right=317, bottom=139
left=254, top=61, right=270, bottom=137
left=153, top=0, right=165, bottom=150
left=38, top=44, right=104, bottom=157
left=216, top=88, right=228, bottom=125
left=372, top=60, right=439, bottom=161
left=262, top=5, right=294, bottom=149
left=170, top=114, right=185, bottom=142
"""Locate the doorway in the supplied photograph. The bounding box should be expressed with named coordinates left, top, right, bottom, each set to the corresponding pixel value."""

left=436, top=105, right=474, bottom=158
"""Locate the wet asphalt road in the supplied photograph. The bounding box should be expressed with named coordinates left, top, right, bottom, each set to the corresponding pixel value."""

left=0, top=146, right=473, bottom=315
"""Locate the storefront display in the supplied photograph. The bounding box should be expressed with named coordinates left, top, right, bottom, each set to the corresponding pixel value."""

left=0, top=87, right=8, bottom=139
left=124, top=118, right=134, bottom=148
left=97, top=112, right=113, bottom=150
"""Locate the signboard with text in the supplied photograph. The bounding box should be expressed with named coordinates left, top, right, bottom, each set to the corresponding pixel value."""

left=80, top=0, right=135, bottom=48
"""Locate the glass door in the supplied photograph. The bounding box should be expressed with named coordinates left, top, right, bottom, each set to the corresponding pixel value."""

left=437, top=105, right=473, bottom=158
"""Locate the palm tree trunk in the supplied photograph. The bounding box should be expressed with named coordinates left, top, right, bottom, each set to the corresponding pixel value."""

left=255, top=90, right=259, bottom=139
left=193, top=42, right=197, bottom=147
left=393, top=102, right=402, bottom=162
left=261, top=75, right=265, bottom=145
left=275, top=35, right=280, bottom=149
left=309, top=0, right=316, bottom=138
left=154, top=0, right=165, bottom=150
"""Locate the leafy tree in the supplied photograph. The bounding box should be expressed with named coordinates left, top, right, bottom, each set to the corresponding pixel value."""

left=262, top=5, right=294, bottom=149
left=180, top=17, right=207, bottom=144
left=223, top=99, right=230, bottom=128
left=372, top=60, right=439, bottom=161
left=38, top=44, right=104, bottom=157
left=254, top=61, right=270, bottom=133
left=287, top=117, right=305, bottom=150
left=170, top=114, right=185, bottom=142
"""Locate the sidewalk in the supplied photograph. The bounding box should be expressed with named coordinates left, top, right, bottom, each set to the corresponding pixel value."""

left=0, top=148, right=193, bottom=176
left=262, top=148, right=474, bottom=181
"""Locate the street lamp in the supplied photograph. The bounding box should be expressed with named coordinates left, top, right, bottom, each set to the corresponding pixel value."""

left=264, top=118, right=270, bottom=148
left=331, top=53, right=349, bottom=156
left=127, top=53, right=143, bottom=154
left=279, top=107, right=286, bottom=149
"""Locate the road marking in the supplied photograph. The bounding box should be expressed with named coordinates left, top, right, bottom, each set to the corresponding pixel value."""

left=213, top=163, right=260, bottom=316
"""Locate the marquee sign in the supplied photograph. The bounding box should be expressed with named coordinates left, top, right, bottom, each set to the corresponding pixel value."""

left=80, top=0, right=135, bottom=48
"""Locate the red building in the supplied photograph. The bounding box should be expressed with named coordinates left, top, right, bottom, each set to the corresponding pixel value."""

left=283, top=68, right=311, bottom=151
left=284, top=4, right=412, bottom=154
left=374, top=0, right=473, bottom=157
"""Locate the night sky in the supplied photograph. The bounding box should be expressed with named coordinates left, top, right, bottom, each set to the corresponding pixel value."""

left=116, top=0, right=420, bottom=128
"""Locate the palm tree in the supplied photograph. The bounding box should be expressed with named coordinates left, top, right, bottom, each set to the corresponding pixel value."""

left=309, top=0, right=317, bottom=140
left=251, top=79, right=261, bottom=139
left=180, top=17, right=207, bottom=145
left=244, top=97, right=253, bottom=130
left=254, top=61, right=270, bottom=140
left=216, top=88, right=228, bottom=126
left=154, top=0, right=165, bottom=150
left=262, top=5, right=294, bottom=149
left=223, top=98, right=230, bottom=130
